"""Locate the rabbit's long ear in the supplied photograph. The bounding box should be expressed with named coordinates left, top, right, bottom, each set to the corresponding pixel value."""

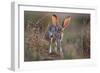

left=57, top=17, right=60, bottom=24
left=63, top=16, right=71, bottom=28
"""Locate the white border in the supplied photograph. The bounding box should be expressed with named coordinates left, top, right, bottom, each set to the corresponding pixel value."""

left=11, top=2, right=97, bottom=71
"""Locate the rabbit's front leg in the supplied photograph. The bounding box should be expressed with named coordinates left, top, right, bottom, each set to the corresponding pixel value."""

left=49, top=38, right=53, bottom=53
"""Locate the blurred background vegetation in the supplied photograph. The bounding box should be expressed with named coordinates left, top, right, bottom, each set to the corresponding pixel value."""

left=24, top=11, right=90, bottom=61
